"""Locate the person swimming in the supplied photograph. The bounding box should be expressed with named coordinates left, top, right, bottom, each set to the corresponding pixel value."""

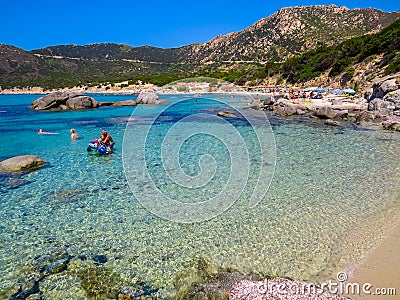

left=38, top=128, right=58, bottom=135
left=70, top=128, right=79, bottom=139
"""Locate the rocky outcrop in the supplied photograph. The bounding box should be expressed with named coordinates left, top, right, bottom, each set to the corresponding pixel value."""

left=368, top=74, right=400, bottom=116
left=135, top=92, right=161, bottom=105
left=0, top=155, right=45, bottom=173
left=111, top=99, right=137, bottom=106
left=65, top=96, right=98, bottom=110
left=30, top=91, right=98, bottom=111
left=260, top=97, right=314, bottom=117
left=259, top=96, right=388, bottom=128
left=99, top=94, right=163, bottom=106
left=315, top=106, right=338, bottom=119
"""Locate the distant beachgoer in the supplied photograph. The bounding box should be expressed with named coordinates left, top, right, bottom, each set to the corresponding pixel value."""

left=99, top=129, right=114, bottom=152
left=70, top=128, right=79, bottom=139
left=38, top=128, right=58, bottom=135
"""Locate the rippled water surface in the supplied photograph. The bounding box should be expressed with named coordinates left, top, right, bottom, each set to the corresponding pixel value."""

left=1, top=94, right=399, bottom=298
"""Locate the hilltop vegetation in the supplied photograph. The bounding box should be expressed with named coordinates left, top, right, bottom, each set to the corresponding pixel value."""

left=277, top=18, right=400, bottom=84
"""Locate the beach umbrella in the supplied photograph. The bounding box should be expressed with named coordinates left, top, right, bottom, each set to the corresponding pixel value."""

left=331, top=89, right=344, bottom=95
left=342, top=88, right=356, bottom=94
left=314, top=87, right=325, bottom=93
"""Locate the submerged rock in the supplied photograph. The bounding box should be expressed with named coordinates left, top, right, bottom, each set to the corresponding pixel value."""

left=1, top=175, right=31, bottom=190
left=119, top=283, right=159, bottom=299
left=43, top=257, right=70, bottom=275
left=92, top=254, right=107, bottom=265
left=217, top=111, right=239, bottom=118
left=0, top=155, right=45, bottom=173
left=10, top=277, right=40, bottom=300
left=30, top=91, right=98, bottom=111
left=173, top=257, right=261, bottom=299
left=75, top=264, right=122, bottom=299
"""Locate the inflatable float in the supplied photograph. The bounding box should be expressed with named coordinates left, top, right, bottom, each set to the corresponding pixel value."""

left=87, top=139, right=114, bottom=155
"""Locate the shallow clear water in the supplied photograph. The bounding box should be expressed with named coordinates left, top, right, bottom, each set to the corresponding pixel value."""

left=1, top=94, right=400, bottom=298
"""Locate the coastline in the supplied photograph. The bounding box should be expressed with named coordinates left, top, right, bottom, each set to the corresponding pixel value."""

left=349, top=215, right=400, bottom=299
left=330, top=204, right=400, bottom=299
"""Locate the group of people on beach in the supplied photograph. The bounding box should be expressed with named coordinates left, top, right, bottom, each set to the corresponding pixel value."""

left=285, top=90, right=323, bottom=100
left=38, top=128, right=114, bottom=152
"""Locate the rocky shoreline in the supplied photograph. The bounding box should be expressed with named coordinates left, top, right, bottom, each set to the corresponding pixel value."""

left=257, top=74, right=400, bottom=131
left=29, top=91, right=163, bottom=111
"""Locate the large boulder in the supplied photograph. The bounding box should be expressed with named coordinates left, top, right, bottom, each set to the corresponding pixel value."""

left=66, top=96, right=98, bottom=109
left=30, top=91, right=98, bottom=111
left=0, top=155, right=45, bottom=173
left=372, top=76, right=400, bottom=99
left=262, top=96, right=275, bottom=106
left=315, top=106, right=337, bottom=119
left=379, top=79, right=399, bottom=95
left=367, top=98, right=394, bottom=115
left=136, top=92, right=160, bottom=105
left=355, top=111, right=383, bottom=124
left=275, top=105, right=296, bottom=116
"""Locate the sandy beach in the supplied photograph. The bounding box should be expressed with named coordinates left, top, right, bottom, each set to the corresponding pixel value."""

left=349, top=217, right=400, bottom=299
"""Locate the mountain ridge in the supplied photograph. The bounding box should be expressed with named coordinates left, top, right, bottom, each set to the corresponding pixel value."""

left=30, top=5, right=400, bottom=63
left=1, top=5, right=400, bottom=88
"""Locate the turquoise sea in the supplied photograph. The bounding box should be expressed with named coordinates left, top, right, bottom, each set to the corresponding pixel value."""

left=1, top=93, right=400, bottom=298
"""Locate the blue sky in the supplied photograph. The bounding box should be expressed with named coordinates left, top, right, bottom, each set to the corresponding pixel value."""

left=1, top=0, right=399, bottom=50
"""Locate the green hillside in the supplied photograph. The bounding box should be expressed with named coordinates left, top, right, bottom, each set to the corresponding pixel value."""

left=277, top=18, right=400, bottom=84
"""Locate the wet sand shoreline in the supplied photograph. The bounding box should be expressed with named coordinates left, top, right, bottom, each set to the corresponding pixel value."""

left=349, top=216, right=400, bottom=299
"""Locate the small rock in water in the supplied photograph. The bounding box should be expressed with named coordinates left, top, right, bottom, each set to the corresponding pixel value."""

left=217, top=111, right=238, bottom=118
left=43, top=257, right=70, bottom=275
left=32, top=246, right=70, bottom=273
left=119, top=282, right=159, bottom=299
left=92, top=254, right=108, bottom=265
left=324, top=119, right=340, bottom=126
left=77, top=254, right=88, bottom=261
